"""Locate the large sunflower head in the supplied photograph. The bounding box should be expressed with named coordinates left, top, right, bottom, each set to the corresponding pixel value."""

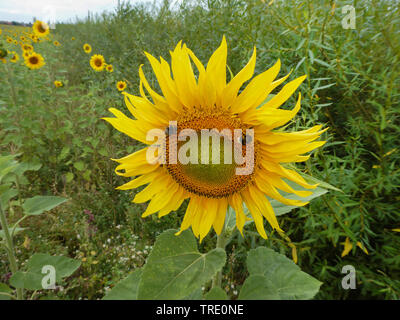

left=32, top=20, right=50, bottom=38
left=103, top=37, right=327, bottom=241
left=24, top=52, right=45, bottom=70
left=90, top=54, right=105, bottom=71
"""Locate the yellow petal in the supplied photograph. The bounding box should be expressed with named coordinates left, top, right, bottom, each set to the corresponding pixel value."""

left=341, top=237, right=353, bottom=257
left=221, top=47, right=256, bottom=108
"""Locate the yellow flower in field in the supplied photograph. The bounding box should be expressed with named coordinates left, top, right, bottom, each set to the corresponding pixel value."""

left=31, top=34, right=38, bottom=42
left=103, top=37, right=327, bottom=241
left=54, top=80, right=63, bottom=88
left=10, top=52, right=19, bottom=63
left=22, top=44, right=33, bottom=52
left=24, top=52, right=45, bottom=70
left=6, top=36, right=13, bottom=43
left=116, top=81, right=127, bottom=91
left=90, top=54, right=105, bottom=71
left=0, top=57, right=6, bottom=64
left=22, top=51, right=30, bottom=59
left=106, top=64, right=114, bottom=72
left=13, top=40, right=18, bottom=45
left=83, top=43, right=92, bottom=53
left=32, top=20, right=50, bottom=38
left=54, top=40, right=61, bottom=46
left=71, top=37, right=75, bottom=40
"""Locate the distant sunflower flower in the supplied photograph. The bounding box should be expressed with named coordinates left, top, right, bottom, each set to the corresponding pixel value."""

left=22, top=44, right=33, bottom=52
left=6, top=37, right=12, bottom=43
left=106, top=64, right=114, bottom=72
left=116, top=81, right=127, bottom=91
left=103, top=37, right=327, bottom=241
left=24, top=52, right=45, bottom=70
left=10, top=52, right=19, bottom=63
left=32, top=20, right=50, bottom=38
left=22, top=51, right=30, bottom=59
left=83, top=44, right=92, bottom=53
left=71, top=37, right=75, bottom=40
left=54, top=40, right=60, bottom=46
left=54, top=80, right=63, bottom=88
left=90, top=54, right=105, bottom=71
left=13, top=40, right=18, bottom=45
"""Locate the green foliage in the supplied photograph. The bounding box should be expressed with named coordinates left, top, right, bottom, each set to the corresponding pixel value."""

left=138, top=229, right=226, bottom=300
left=239, top=247, right=321, bottom=300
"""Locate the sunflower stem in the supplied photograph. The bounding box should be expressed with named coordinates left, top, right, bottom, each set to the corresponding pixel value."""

left=212, top=224, right=227, bottom=289
left=0, top=202, right=23, bottom=300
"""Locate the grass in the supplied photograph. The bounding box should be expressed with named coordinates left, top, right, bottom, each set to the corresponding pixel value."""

left=0, top=0, right=399, bottom=299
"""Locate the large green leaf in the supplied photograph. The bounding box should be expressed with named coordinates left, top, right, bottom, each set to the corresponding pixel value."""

left=239, top=247, right=322, bottom=300
left=204, top=287, right=228, bottom=300
left=22, top=196, right=68, bottom=216
left=10, top=253, right=81, bottom=290
left=9, top=271, right=44, bottom=290
left=27, top=253, right=81, bottom=281
left=270, top=185, right=328, bottom=216
left=138, top=229, right=226, bottom=300
left=0, top=283, right=13, bottom=300
left=103, top=269, right=143, bottom=300
left=0, top=184, right=18, bottom=210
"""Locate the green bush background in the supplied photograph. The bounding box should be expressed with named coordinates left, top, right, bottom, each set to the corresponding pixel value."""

left=0, top=0, right=399, bottom=299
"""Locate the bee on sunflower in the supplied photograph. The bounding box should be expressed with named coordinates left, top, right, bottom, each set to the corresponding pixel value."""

left=103, top=37, right=327, bottom=241
left=24, top=52, right=45, bottom=70
left=90, top=54, right=105, bottom=72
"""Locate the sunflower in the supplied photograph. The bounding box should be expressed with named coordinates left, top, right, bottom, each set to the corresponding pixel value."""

left=6, top=37, right=12, bottom=43
left=22, top=44, right=33, bottom=52
left=54, top=40, right=60, bottom=46
left=106, top=64, right=114, bottom=72
left=116, top=81, right=127, bottom=91
left=0, top=57, right=6, bottom=64
left=54, top=80, right=63, bottom=88
left=83, top=44, right=92, bottom=54
left=10, top=52, right=19, bottom=63
left=71, top=37, right=75, bottom=40
left=22, top=51, right=30, bottom=59
left=103, top=37, right=327, bottom=241
left=32, top=20, right=50, bottom=38
left=24, top=52, right=45, bottom=70
left=90, top=54, right=105, bottom=71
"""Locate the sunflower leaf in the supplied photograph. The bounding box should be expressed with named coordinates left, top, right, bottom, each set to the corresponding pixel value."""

left=103, top=269, right=143, bottom=300
left=239, top=247, right=322, bottom=300
left=138, top=229, right=226, bottom=300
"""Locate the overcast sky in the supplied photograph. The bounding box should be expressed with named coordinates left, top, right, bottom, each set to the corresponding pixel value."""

left=0, top=0, right=161, bottom=23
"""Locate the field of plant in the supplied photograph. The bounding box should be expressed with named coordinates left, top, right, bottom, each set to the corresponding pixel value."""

left=0, top=0, right=399, bottom=300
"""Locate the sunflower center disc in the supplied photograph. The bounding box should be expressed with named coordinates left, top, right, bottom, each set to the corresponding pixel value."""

left=165, top=112, right=256, bottom=198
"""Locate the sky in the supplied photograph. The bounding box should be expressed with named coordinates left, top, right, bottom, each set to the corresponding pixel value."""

left=0, top=0, right=158, bottom=24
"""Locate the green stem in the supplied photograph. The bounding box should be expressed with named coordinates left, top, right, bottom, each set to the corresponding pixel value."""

left=212, top=224, right=227, bottom=289
left=0, top=202, right=23, bottom=300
